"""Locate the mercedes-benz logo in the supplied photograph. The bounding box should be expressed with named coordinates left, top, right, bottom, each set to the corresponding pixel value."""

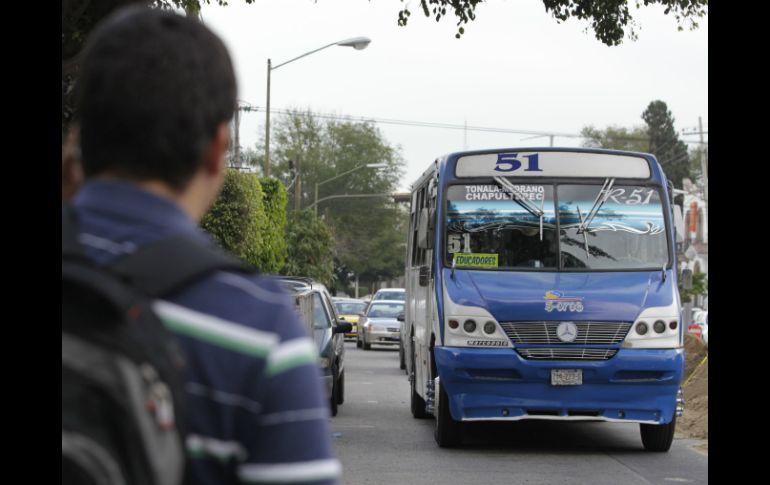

left=556, top=322, right=578, bottom=343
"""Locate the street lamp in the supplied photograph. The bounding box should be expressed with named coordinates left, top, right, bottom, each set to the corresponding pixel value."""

left=264, top=36, right=372, bottom=177
left=314, top=163, right=387, bottom=215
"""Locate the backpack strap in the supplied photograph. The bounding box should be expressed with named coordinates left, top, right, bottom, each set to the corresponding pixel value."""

left=109, top=234, right=253, bottom=298
left=62, top=203, right=253, bottom=298
left=62, top=205, right=86, bottom=259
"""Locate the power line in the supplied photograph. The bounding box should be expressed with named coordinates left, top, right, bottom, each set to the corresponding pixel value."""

left=237, top=103, right=705, bottom=144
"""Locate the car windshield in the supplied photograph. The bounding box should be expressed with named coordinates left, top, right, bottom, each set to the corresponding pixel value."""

left=375, top=291, right=405, bottom=301
left=335, top=302, right=366, bottom=314
left=367, top=303, right=404, bottom=318
left=445, top=183, right=669, bottom=271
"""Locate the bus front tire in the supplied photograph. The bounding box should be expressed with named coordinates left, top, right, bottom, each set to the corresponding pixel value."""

left=435, top=383, right=462, bottom=447
left=410, top=349, right=428, bottom=419
left=640, top=416, right=676, bottom=452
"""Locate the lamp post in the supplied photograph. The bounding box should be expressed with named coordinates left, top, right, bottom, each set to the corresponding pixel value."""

left=313, top=163, right=387, bottom=215
left=264, top=36, right=371, bottom=178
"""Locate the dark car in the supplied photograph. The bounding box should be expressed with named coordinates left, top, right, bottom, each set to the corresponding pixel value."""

left=278, top=277, right=352, bottom=416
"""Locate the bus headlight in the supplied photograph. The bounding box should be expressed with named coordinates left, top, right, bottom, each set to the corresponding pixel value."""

left=623, top=304, right=681, bottom=349
left=442, top=284, right=512, bottom=348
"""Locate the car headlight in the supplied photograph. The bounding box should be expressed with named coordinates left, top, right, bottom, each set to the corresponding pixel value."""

left=622, top=300, right=681, bottom=349
left=319, top=357, right=331, bottom=368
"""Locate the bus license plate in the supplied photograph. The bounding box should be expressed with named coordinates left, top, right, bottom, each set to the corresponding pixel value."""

left=551, top=369, right=582, bottom=386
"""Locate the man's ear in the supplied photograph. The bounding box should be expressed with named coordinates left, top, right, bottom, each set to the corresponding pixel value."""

left=203, top=123, right=230, bottom=176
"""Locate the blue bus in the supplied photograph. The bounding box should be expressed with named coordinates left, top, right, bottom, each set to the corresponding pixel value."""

left=403, top=148, right=684, bottom=451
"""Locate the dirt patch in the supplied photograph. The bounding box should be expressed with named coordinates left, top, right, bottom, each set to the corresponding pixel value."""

left=676, top=334, right=708, bottom=441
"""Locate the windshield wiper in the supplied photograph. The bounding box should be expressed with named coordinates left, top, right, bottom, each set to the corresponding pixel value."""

left=577, top=178, right=615, bottom=235
left=493, top=176, right=545, bottom=240
left=576, top=206, right=590, bottom=259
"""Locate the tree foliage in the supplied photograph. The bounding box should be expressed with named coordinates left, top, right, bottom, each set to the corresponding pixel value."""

left=200, top=170, right=266, bottom=267
left=63, top=0, right=707, bottom=132
left=581, top=100, right=692, bottom=188
left=580, top=125, right=649, bottom=152
left=200, top=170, right=288, bottom=272
left=257, top=177, right=288, bottom=273
left=62, top=0, right=200, bottom=133
left=270, top=110, right=407, bottom=294
left=282, top=209, right=335, bottom=286
left=398, top=0, right=707, bottom=44
left=679, top=272, right=707, bottom=304
left=642, top=100, right=690, bottom=188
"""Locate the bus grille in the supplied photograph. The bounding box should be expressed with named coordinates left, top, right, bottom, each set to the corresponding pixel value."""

left=516, top=348, right=618, bottom=360
left=500, top=321, right=632, bottom=345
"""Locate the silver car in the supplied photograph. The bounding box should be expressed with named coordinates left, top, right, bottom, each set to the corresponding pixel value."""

left=357, top=300, right=404, bottom=350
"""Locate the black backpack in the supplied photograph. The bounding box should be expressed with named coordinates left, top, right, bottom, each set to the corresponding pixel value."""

left=62, top=207, right=250, bottom=485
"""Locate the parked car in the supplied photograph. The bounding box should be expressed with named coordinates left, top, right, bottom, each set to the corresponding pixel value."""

left=357, top=300, right=404, bottom=350
left=332, top=297, right=367, bottom=340
left=278, top=277, right=352, bottom=416
left=702, top=313, right=708, bottom=348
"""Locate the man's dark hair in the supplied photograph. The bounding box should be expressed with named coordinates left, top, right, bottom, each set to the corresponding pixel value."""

left=75, top=6, right=237, bottom=191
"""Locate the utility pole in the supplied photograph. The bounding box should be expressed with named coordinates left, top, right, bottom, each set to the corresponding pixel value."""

left=698, top=116, right=707, bottom=209
left=264, top=58, right=272, bottom=177
left=294, top=158, right=302, bottom=211
left=233, top=106, right=241, bottom=168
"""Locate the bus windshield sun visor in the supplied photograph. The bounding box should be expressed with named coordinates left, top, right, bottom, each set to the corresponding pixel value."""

left=493, top=176, right=546, bottom=241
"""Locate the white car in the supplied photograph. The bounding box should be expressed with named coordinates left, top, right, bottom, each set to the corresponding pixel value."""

left=357, top=300, right=404, bottom=350
left=371, top=288, right=405, bottom=303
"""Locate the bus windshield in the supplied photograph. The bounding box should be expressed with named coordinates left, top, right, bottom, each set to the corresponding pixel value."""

left=445, top=182, right=669, bottom=271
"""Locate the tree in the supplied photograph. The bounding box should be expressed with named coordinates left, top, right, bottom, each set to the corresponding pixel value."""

left=642, top=100, right=690, bottom=187
left=580, top=125, right=649, bottom=152
left=270, top=110, right=407, bottom=293
left=256, top=177, right=288, bottom=273
left=200, top=170, right=289, bottom=272
left=201, top=170, right=267, bottom=267
left=397, top=0, right=707, bottom=44
left=282, top=209, right=335, bottom=286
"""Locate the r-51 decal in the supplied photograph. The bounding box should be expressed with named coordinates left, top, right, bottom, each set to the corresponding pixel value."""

left=494, top=153, right=543, bottom=173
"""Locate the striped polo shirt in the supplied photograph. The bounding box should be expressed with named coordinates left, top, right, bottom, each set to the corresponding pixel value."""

left=72, top=180, right=340, bottom=485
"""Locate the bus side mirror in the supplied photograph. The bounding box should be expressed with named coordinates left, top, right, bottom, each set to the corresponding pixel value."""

left=673, top=205, right=685, bottom=244
left=419, top=265, right=429, bottom=287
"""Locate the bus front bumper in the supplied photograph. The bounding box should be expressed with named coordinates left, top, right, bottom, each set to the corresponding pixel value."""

left=433, top=346, right=684, bottom=425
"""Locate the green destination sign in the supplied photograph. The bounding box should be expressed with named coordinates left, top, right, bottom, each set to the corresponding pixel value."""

left=453, top=253, right=499, bottom=268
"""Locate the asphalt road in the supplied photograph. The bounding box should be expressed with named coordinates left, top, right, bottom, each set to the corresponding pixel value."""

left=331, top=341, right=708, bottom=485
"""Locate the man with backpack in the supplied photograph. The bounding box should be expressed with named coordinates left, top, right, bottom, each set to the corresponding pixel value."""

left=63, top=6, right=340, bottom=485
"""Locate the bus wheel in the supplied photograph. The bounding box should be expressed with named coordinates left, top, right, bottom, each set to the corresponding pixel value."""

left=410, top=349, right=428, bottom=419
left=640, top=416, right=676, bottom=452
left=434, top=381, right=462, bottom=447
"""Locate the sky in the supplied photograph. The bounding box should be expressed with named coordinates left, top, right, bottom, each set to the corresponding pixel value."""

left=199, top=0, right=708, bottom=191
